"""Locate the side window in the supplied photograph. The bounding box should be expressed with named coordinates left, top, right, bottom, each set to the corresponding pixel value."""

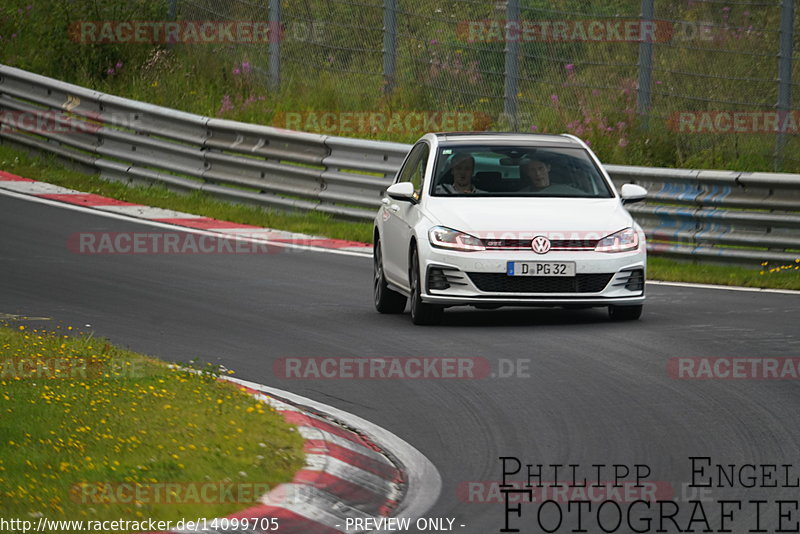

left=396, top=142, right=430, bottom=198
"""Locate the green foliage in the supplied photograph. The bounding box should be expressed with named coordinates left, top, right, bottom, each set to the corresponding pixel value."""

left=0, top=0, right=797, bottom=172
left=2, top=1, right=168, bottom=85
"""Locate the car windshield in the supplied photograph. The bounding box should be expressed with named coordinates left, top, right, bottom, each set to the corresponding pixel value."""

left=429, top=145, right=614, bottom=198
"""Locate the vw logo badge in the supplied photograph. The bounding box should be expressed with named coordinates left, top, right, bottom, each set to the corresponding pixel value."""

left=531, top=236, right=551, bottom=254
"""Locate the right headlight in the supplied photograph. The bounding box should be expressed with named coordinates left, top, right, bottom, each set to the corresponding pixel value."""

left=595, top=227, right=639, bottom=253
left=428, top=226, right=485, bottom=252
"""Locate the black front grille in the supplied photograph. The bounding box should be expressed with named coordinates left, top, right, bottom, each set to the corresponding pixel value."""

left=467, top=273, right=614, bottom=293
left=483, top=239, right=599, bottom=250
left=484, top=239, right=531, bottom=248
left=551, top=239, right=599, bottom=249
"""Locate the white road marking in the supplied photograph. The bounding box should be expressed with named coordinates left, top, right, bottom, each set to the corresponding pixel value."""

left=0, top=181, right=81, bottom=195
left=0, top=187, right=373, bottom=258
left=93, top=204, right=204, bottom=219
left=647, top=280, right=800, bottom=296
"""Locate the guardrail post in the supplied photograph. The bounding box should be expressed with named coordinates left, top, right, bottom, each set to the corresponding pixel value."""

left=636, top=0, right=654, bottom=119
left=383, top=0, right=397, bottom=93
left=774, top=0, right=794, bottom=171
left=503, top=0, right=520, bottom=130
left=269, top=0, right=281, bottom=90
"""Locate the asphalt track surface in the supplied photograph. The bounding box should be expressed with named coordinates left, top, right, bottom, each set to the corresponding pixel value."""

left=2, top=193, right=800, bottom=534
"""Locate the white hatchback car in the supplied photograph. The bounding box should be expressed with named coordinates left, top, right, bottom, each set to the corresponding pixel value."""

left=373, top=133, right=648, bottom=325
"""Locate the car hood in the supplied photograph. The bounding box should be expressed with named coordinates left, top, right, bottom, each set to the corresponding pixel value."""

left=422, top=197, right=632, bottom=238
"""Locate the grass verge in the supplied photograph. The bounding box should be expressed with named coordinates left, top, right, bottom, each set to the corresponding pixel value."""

left=1, top=144, right=799, bottom=290
left=0, top=324, right=305, bottom=530
left=647, top=257, right=800, bottom=291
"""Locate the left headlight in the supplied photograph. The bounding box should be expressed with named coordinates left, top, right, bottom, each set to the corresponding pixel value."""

left=428, top=226, right=485, bottom=252
left=595, top=227, right=639, bottom=253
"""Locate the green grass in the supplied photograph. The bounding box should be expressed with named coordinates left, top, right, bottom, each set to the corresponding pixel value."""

left=2, top=143, right=799, bottom=290
left=0, top=325, right=305, bottom=530
left=648, top=257, right=800, bottom=290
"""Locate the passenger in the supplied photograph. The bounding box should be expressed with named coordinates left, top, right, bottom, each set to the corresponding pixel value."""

left=436, top=153, right=486, bottom=194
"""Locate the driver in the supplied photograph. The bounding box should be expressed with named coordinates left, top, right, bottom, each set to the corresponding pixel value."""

left=519, top=157, right=551, bottom=192
left=518, top=157, right=582, bottom=194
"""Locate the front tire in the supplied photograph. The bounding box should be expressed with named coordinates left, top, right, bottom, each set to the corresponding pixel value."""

left=374, top=236, right=407, bottom=313
left=409, top=246, right=443, bottom=325
left=608, top=304, right=643, bottom=321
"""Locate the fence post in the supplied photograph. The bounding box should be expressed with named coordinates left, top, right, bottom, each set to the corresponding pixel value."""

left=774, top=0, right=794, bottom=170
left=383, top=0, right=397, bottom=93
left=269, top=0, right=281, bottom=90
left=503, top=0, right=520, bottom=130
left=636, top=0, right=654, bottom=118
left=166, top=0, right=177, bottom=49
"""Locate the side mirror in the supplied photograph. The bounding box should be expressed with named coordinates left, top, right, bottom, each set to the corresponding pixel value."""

left=620, top=183, right=648, bottom=204
left=386, top=182, right=417, bottom=203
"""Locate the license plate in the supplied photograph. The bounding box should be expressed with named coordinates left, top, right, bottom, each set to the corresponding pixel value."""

left=507, top=261, right=576, bottom=277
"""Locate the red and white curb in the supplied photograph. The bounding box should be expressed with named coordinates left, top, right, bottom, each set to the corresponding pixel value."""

left=165, top=377, right=441, bottom=534
left=0, top=170, right=373, bottom=256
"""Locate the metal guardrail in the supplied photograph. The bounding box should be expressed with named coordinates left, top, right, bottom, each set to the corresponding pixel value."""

left=0, top=64, right=406, bottom=221
left=606, top=166, right=800, bottom=265
left=1, top=64, right=799, bottom=266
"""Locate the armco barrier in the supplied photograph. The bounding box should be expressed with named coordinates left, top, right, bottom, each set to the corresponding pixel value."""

left=605, top=165, right=800, bottom=265
left=1, top=64, right=799, bottom=266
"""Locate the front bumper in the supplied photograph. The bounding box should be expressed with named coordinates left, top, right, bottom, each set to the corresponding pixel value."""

left=417, top=242, right=646, bottom=308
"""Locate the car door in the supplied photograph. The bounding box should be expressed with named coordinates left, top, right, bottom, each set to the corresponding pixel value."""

left=382, top=141, right=429, bottom=287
